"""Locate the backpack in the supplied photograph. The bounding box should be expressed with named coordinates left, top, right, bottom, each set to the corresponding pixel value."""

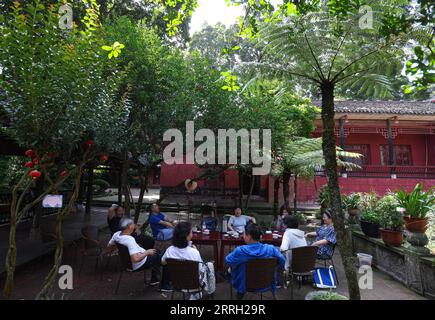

left=313, top=266, right=337, bottom=289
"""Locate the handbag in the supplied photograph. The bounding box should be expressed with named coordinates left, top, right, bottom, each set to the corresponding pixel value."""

left=313, top=266, right=337, bottom=289
left=201, top=262, right=216, bottom=295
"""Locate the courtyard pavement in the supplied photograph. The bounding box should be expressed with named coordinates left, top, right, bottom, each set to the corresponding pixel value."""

left=0, top=208, right=426, bottom=300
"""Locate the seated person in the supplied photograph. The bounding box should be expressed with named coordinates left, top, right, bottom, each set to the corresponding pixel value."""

left=107, top=205, right=154, bottom=249
left=227, top=207, right=256, bottom=233
left=305, top=210, right=337, bottom=259
left=280, top=215, right=307, bottom=270
left=275, top=204, right=292, bottom=233
left=225, top=223, right=285, bottom=299
left=149, top=203, right=176, bottom=240
left=162, top=221, right=215, bottom=300
left=107, top=218, right=171, bottom=291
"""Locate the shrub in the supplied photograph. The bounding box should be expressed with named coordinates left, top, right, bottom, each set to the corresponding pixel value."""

left=377, top=194, right=403, bottom=231
left=93, top=179, right=110, bottom=193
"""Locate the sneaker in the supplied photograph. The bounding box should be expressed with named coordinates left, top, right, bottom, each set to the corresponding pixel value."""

left=159, top=285, right=173, bottom=293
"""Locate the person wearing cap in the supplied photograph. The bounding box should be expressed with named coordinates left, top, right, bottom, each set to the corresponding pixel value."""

left=225, top=223, right=285, bottom=299
left=149, top=203, right=176, bottom=240
left=107, top=218, right=172, bottom=291
left=305, top=210, right=337, bottom=259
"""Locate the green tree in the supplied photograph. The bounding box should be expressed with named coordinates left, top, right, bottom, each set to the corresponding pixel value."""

left=227, top=0, right=433, bottom=300
left=0, top=0, right=126, bottom=298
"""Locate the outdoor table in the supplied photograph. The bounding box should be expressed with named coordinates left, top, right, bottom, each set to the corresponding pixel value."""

left=219, top=232, right=283, bottom=272
left=191, top=231, right=220, bottom=269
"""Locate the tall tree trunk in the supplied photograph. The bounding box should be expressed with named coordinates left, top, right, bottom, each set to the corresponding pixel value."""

left=37, top=167, right=83, bottom=299
left=85, top=165, right=94, bottom=216
left=239, top=169, right=243, bottom=209
left=121, top=152, right=132, bottom=216
left=3, top=172, right=31, bottom=299
left=244, top=169, right=255, bottom=211
left=31, top=175, right=45, bottom=231
left=293, top=174, right=298, bottom=214
left=273, top=177, right=280, bottom=217
left=3, top=172, right=66, bottom=299
left=134, top=176, right=148, bottom=224
left=282, top=170, right=291, bottom=207
left=321, top=81, right=360, bottom=300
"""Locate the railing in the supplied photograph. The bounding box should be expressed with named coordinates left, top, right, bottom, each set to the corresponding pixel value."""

left=0, top=190, right=72, bottom=225
left=316, top=165, right=435, bottom=179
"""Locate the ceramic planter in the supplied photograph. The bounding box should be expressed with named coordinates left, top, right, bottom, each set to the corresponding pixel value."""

left=360, top=220, right=380, bottom=238
left=404, top=217, right=428, bottom=233
left=379, top=229, right=403, bottom=247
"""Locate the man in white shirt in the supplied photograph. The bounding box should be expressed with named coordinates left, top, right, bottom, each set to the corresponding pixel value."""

left=108, top=218, right=172, bottom=291
left=280, top=215, right=307, bottom=271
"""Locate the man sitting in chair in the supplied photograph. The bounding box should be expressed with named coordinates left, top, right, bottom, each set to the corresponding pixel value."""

left=107, top=218, right=172, bottom=291
left=107, top=205, right=155, bottom=250
left=225, top=223, right=285, bottom=299
left=149, top=204, right=177, bottom=240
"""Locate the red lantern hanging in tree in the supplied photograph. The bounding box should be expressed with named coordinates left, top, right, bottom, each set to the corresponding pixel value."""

left=60, top=170, right=69, bottom=177
left=24, top=149, right=34, bottom=158
left=24, top=161, right=34, bottom=168
left=99, top=154, right=108, bottom=162
left=85, top=139, right=94, bottom=146
left=29, top=170, right=41, bottom=180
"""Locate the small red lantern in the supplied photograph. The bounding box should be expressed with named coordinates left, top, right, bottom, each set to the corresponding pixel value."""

left=24, top=161, right=34, bottom=168
left=100, top=154, right=108, bottom=162
left=29, top=170, right=41, bottom=180
left=32, top=158, right=39, bottom=165
left=86, top=139, right=94, bottom=146
left=60, top=170, right=69, bottom=177
left=24, top=149, right=34, bottom=158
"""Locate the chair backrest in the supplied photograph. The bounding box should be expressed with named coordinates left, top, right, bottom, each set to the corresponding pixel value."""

left=116, top=243, right=134, bottom=271
left=81, top=225, right=100, bottom=250
left=166, top=259, right=200, bottom=290
left=291, top=246, right=318, bottom=274
left=202, top=216, right=217, bottom=231
left=245, top=258, right=277, bottom=291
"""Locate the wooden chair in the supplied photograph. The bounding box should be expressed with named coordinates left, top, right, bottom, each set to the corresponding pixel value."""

left=166, top=258, right=206, bottom=300
left=284, top=246, right=318, bottom=300
left=114, top=243, right=148, bottom=294
left=230, top=258, right=278, bottom=300
left=79, top=225, right=117, bottom=279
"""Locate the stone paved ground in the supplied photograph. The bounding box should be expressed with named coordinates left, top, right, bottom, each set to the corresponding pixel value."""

left=0, top=227, right=426, bottom=300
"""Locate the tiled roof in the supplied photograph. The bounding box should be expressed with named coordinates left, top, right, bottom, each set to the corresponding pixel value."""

left=312, top=100, right=435, bottom=115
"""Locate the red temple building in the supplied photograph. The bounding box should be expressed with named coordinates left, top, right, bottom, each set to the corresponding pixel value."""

left=160, top=100, right=435, bottom=206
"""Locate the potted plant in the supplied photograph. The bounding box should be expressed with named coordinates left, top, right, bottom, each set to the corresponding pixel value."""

left=378, top=195, right=404, bottom=247
left=317, top=185, right=331, bottom=210
left=343, top=193, right=361, bottom=216
left=395, top=184, right=434, bottom=233
left=359, top=192, right=381, bottom=238
left=305, top=291, right=349, bottom=300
